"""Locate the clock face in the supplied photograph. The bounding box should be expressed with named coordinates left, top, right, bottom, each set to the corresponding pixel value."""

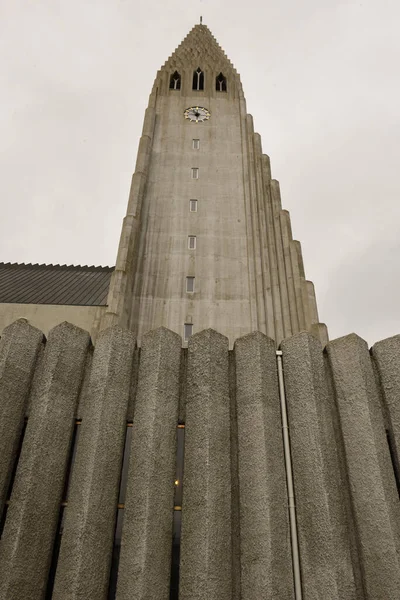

left=184, top=106, right=210, bottom=123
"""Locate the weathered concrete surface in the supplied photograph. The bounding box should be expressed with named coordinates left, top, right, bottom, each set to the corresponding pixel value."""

left=116, top=327, right=181, bottom=600
left=327, top=334, right=400, bottom=599
left=234, top=332, right=293, bottom=600
left=372, top=334, right=400, bottom=484
left=0, top=303, right=105, bottom=342
left=179, top=329, right=232, bottom=600
left=282, top=333, right=359, bottom=599
left=52, top=326, right=135, bottom=600
left=0, top=322, right=90, bottom=600
left=0, top=320, right=43, bottom=513
left=98, top=25, right=326, bottom=348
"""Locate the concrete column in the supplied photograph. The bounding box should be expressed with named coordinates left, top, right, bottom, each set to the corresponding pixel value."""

left=372, top=334, right=400, bottom=484
left=101, top=97, right=156, bottom=333
left=234, top=332, right=293, bottom=600
left=262, top=163, right=284, bottom=344
left=52, top=326, right=135, bottom=600
left=280, top=210, right=299, bottom=333
left=290, top=240, right=306, bottom=330
left=306, top=279, right=319, bottom=325
left=0, top=320, right=43, bottom=513
left=179, top=329, right=232, bottom=600
left=310, top=322, right=329, bottom=347
left=282, top=333, right=359, bottom=599
left=246, top=116, right=266, bottom=333
left=271, top=180, right=292, bottom=338
left=116, top=327, right=181, bottom=600
left=0, top=322, right=90, bottom=600
left=238, top=104, right=258, bottom=332
left=253, top=133, right=275, bottom=339
left=327, top=334, right=400, bottom=599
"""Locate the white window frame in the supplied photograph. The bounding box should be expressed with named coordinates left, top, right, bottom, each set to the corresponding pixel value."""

left=184, top=323, right=193, bottom=341
left=192, top=139, right=200, bottom=150
left=191, top=168, right=199, bottom=179
left=189, top=199, right=198, bottom=212
left=186, top=276, right=195, bottom=293
left=188, top=235, right=196, bottom=249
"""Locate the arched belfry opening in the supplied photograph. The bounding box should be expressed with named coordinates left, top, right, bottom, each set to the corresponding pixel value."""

left=192, top=67, right=204, bottom=91
left=169, top=71, right=181, bottom=90
left=216, top=72, right=227, bottom=92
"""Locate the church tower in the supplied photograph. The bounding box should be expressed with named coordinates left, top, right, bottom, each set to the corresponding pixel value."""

left=102, top=24, right=327, bottom=346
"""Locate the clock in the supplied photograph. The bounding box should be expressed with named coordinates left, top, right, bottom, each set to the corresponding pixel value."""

left=184, top=106, right=210, bottom=123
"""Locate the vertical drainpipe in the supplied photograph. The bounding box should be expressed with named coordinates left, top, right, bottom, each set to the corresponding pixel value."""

left=276, top=350, right=303, bottom=600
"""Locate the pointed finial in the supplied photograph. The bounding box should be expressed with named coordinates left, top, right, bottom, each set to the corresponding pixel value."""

left=200, top=16, right=203, bottom=24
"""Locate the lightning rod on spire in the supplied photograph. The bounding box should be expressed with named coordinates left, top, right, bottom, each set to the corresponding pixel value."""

left=200, top=16, right=202, bottom=24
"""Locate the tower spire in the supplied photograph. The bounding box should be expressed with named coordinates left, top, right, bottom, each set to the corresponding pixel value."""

left=200, top=15, right=202, bottom=24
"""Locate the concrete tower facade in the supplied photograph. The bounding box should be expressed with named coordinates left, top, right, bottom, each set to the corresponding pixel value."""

left=102, top=24, right=327, bottom=347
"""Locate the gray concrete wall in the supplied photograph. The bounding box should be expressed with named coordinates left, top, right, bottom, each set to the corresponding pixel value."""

left=1, top=320, right=399, bottom=599
left=0, top=303, right=105, bottom=342
left=102, top=24, right=328, bottom=348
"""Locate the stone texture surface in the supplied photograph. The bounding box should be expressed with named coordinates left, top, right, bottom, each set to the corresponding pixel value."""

left=116, top=327, right=181, bottom=600
left=0, top=322, right=90, bottom=600
left=101, top=24, right=326, bottom=348
left=234, top=332, right=294, bottom=600
left=0, top=320, right=43, bottom=513
left=179, top=329, right=232, bottom=600
left=327, top=334, right=400, bottom=599
left=372, top=334, right=400, bottom=484
left=52, top=326, right=135, bottom=600
left=282, top=333, right=359, bottom=599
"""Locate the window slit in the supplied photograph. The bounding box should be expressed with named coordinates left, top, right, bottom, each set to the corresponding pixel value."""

left=169, top=71, right=181, bottom=90
left=45, top=421, right=79, bottom=598
left=107, top=424, right=133, bottom=598
left=216, top=72, right=227, bottom=92
left=0, top=420, right=27, bottom=539
left=169, top=425, right=185, bottom=599
left=386, top=429, right=400, bottom=498
left=192, top=68, right=204, bottom=91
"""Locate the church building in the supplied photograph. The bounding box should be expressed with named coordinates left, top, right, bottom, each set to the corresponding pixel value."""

left=0, top=23, right=399, bottom=600
left=0, top=23, right=327, bottom=348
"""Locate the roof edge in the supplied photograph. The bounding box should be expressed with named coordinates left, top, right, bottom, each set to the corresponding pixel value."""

left=0, top=262, right=115, bottom=272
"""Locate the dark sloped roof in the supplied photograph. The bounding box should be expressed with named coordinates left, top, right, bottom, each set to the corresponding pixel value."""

left=0, top=262, right=114, bottom=306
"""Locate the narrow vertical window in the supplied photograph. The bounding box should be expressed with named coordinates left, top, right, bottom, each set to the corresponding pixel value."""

left=216, top=72, right=227, bottom=92
left=189, top=199, right=198, bottom=212
left=191, top=168, right=199, bottom=179
left=186, top=277, right=195, bottom=293
left=184, top=323, right=193, bottom=341
left=192, top=139, right=200, bottom=150
left=192, top=67, right=204, bottom=91
left=188, top=236, right=196, bottom=249
left=169, top=71, right=181, bottom=90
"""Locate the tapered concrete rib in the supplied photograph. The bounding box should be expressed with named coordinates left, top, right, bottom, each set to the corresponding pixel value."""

left=262, top=167, right=283, bottom=344
left=52, top=326, right=135, bottom=600
left=280, top=210, right=299, bottom=333
left=372, top=334, right=400, bottom=484
left=246, top=116, right=266, bottom=333
left=179, top=329, right=232, bottom=600
left=281, top=333, right=358, bottom=599
left=0, top=320, right=43, bottom=514
left=101, top=97, right=155, bottom=333
left=270, top=180, right=292, bottom=338
left=0, top=322, right=90, bottom=600
left=306, top=280, right=319, bottom=324
left=253, top=133, right=274, bottom=339
left=327, top=334, right=400, bottom=599
left=289, top=240, right=306, bottom=330
left=116, top=327, right=181, bottom=600
left=234, top=332, right=293, bottom=600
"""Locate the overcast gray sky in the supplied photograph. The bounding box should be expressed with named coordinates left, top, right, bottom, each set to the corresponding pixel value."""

left=1, top=0, right=399, bottom=345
